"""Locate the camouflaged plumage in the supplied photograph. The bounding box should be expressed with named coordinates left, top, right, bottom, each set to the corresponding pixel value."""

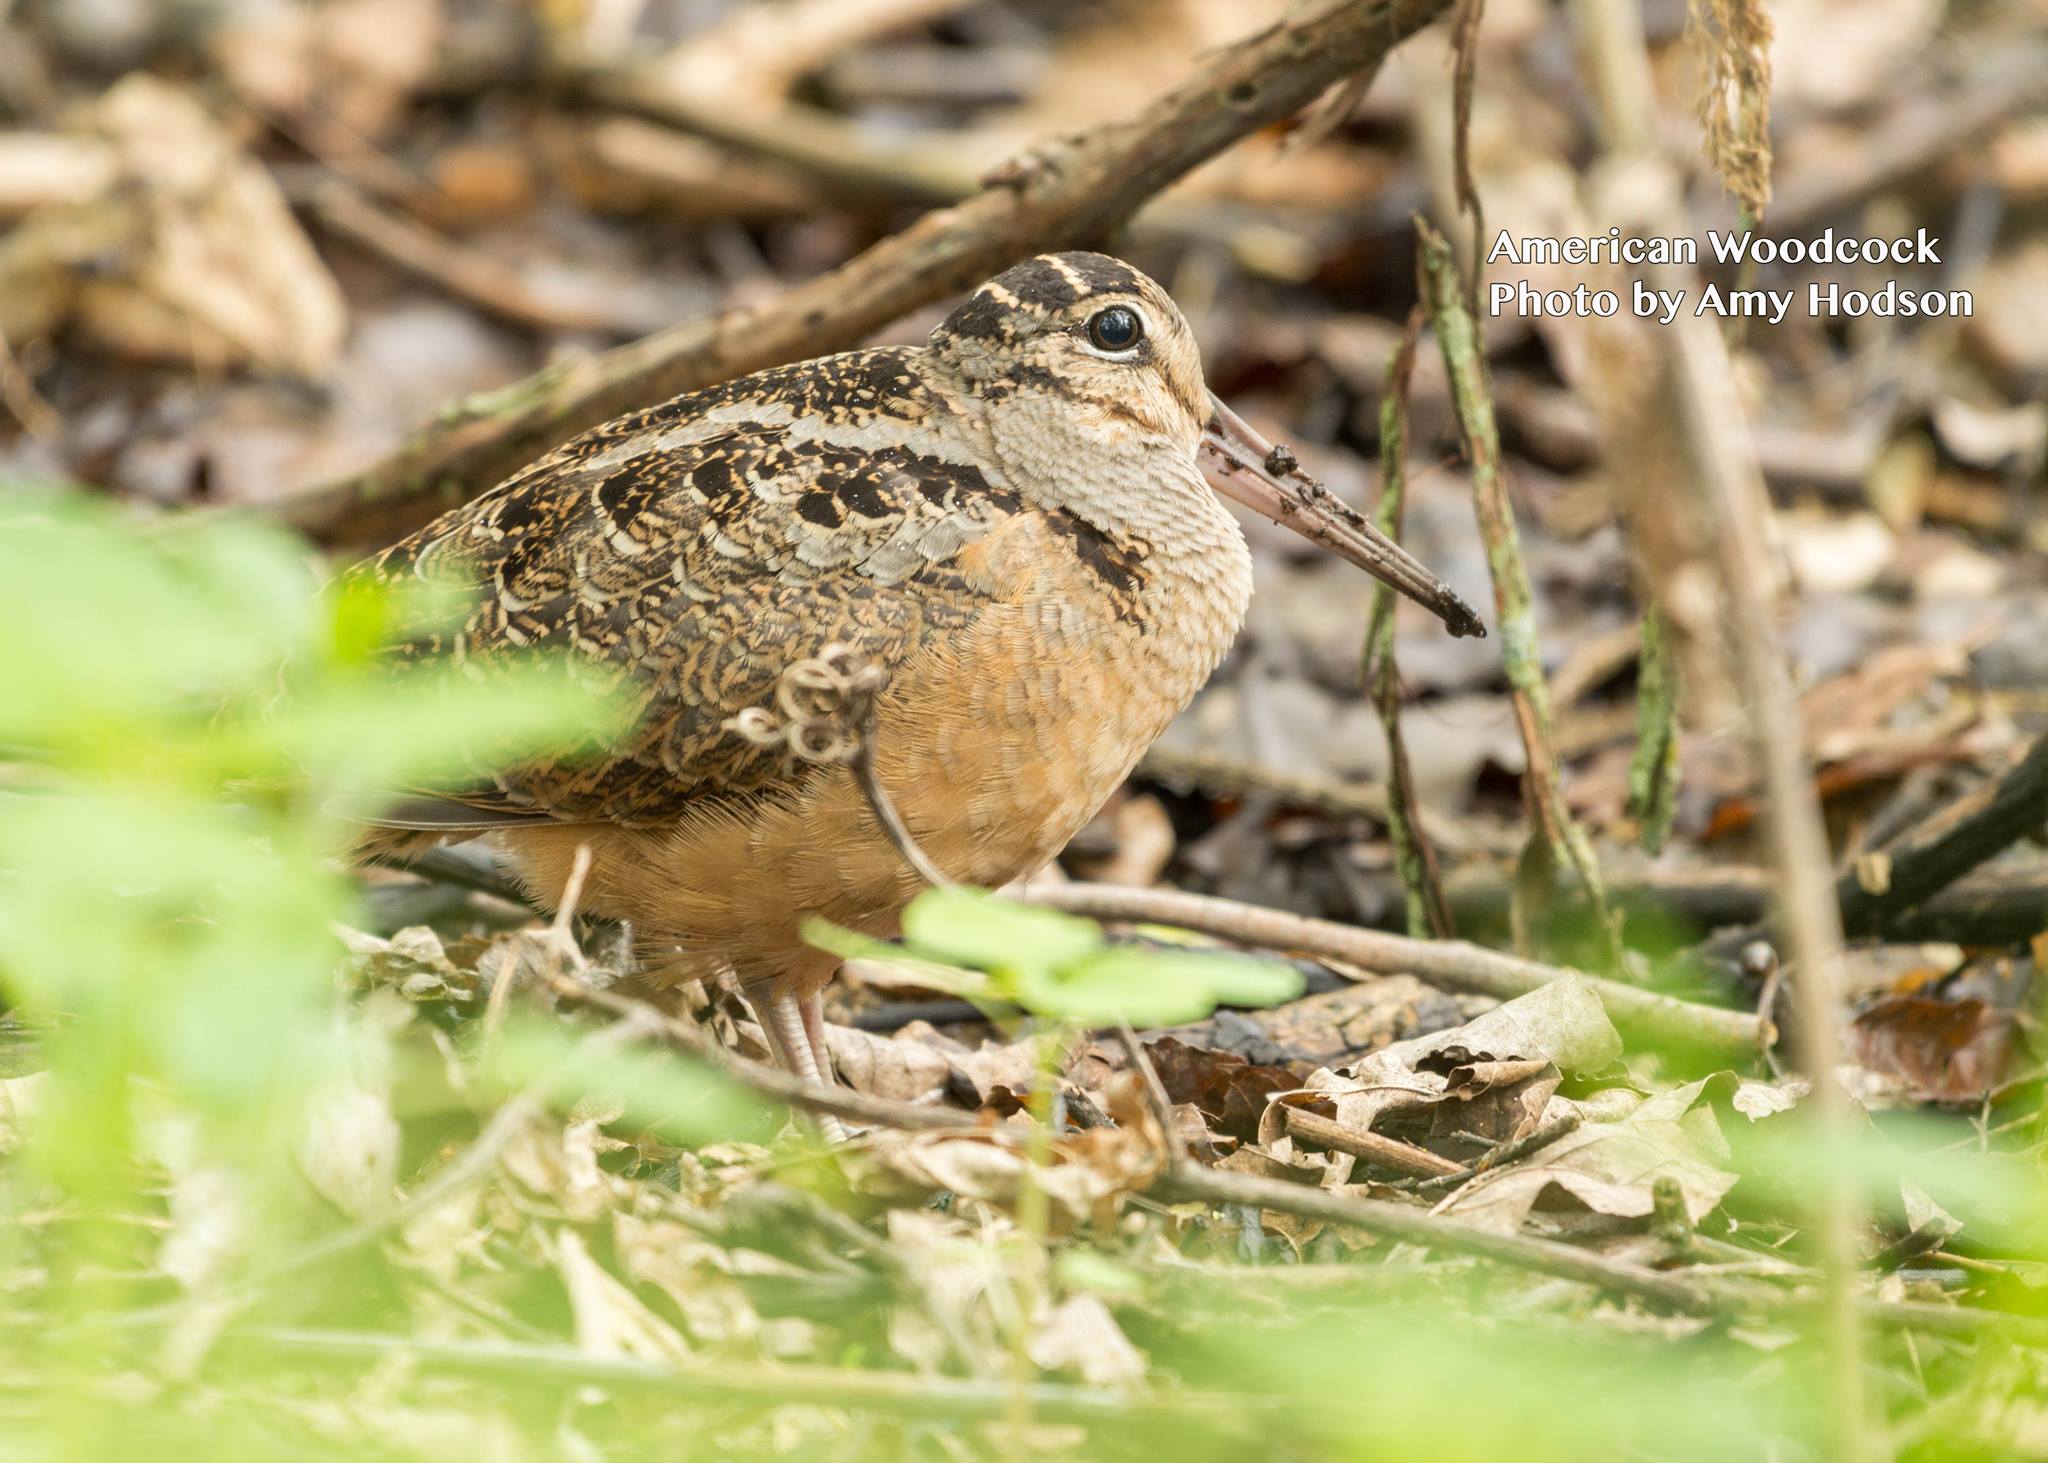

left=356, top=346, right=1022, bottom=825
left=348, top=252, right=1258, bottom=1008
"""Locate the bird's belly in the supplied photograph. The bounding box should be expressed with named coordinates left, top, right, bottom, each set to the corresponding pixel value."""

left=498, top=594, right=1233, bottom=992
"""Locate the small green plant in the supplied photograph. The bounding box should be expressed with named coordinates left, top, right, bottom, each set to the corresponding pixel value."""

left=808, top=886, right=1304, bottom=1028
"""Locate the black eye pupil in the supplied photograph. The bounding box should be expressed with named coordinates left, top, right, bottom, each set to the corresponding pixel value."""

left=1088, top=307, right=1142, bottom=351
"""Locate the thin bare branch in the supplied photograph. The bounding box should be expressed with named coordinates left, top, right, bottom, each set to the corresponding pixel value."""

left=259, top=0, right=1457, bottom=550
left=1017, top=881, right=1764, bottom=1059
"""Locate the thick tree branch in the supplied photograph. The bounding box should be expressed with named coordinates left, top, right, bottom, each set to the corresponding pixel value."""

left=267, top=0, right=1454, bottom=550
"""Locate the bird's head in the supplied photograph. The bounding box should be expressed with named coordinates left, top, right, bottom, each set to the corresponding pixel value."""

left=931, top=252, right=1484, bottom=639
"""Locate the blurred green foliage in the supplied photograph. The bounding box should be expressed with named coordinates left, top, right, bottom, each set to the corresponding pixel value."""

left=1, top=486, right=2043, bottom=1462
left=0, top=487, right=639, bottom=1454
left=0, top=488, right=614, bottom=1195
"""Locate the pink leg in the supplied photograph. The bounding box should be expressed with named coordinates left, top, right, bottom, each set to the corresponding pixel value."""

left=755, top=990, right=847, bottom=1144
left=798, top=989, right=837, bottom=1089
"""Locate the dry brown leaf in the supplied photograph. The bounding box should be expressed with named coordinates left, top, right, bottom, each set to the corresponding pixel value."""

left=0, top=133, right=116, bottom=217
left=948, top=1034, right=1045, bottom=1105
left=1779, top=509, right=1897, bottom=596
left=1154, top=973, right=1472, bottom=1071
left=818, top=1018, right=1042, bottom=1107
left=1730, top=1076, right=1808, bottom=1119
left=611, top=1211, right=772, bottom=1349
left=658, top=0, right=974, bottom=111
left=1433, top=1075, right=1766, bottom=1236
left=821, top=1022, right=954, bottom=1104
left=1253, top=979, right=1617, bottom=1185
left=883, top=1207, right=1019, bottom=1375
left=1932, top=398, right=2048, bottom=473
left=1847, top=995, right=2018, bottom=1105
left=1966, top=241, right=2048, bottom=388
left=298, top=1079, right=400, bottom=1222
left=862, top=1133, right=1119, bottom=1230
left=146, top=1107, right=253, bottom=1294
left=499, top=1119, right=621, bottom=1225
left=0, top=1071, right=45, bottom=1157
left=1145, top=1035, right=1298, bottom=1141
left=1430, top=1059, right=1560, bottom=1147
left=398, top=1181, right=489, bottom=1284
left=858, top=1075, right=1164, bottom=1229
left=1384, top=975, right=1622, bottom=1076
left=214, top=0, right=444, bottom=141
left=0, top=76, right=346, bottom=376
left=1766, top=0, right=1942, bottom=112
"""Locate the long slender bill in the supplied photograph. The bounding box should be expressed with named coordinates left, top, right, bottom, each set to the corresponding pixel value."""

left=1199, top=395, right=1486, bottom=639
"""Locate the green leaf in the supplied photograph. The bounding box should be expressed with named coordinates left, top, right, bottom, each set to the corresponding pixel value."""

left=899, top=888, right=1103, bottom=973
left=799, top=916, right=995, bottom=999
left=1176, top=949, right=1307, bottom=1008
left=1013, top=947, right=1303, bottom=1026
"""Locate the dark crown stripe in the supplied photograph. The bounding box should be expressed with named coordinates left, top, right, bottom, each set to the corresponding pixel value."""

left=937, top=252, right=1152, bottom=343
left=1053, top=252, right=1146, bottom=298
left=999, top=258, right=1084, bottom=311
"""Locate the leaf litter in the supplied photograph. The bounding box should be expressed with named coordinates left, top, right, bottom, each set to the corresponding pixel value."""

left=3, top=0, right=2045, bottom=1453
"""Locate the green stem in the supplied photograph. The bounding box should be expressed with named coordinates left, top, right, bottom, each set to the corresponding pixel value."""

left=1626, top=607, right=1682, bottom=855
left=1364, top=309, right=1453, bottom=938
left=1415, top=217, right=1623, bottom=967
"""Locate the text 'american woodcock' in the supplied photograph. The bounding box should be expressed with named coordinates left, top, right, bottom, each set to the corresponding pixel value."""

left=351, top=252, right=1484, bottom=1104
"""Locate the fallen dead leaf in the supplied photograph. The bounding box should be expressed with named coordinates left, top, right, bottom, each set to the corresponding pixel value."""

left=298, top=1078, right=400, bottom=1222
left=821, top=1022, right=954, bottom=1104
left=1967, top=241, right=2048, bottom=389
left=1145, top=1035, right=1298, bottom=1141
left=0, top=1071, right=45, bottom=1157
left=214, top=0, right=444, bottom=141
left=1252, top=979, right=1618, bottom=1185
left=857, top=1075, right=1164, bottom=1229
left=1433, top=1076, right=1748, bottom=1236
left=1383, top=975, right=1622, bottom=1076
left=1780, top=509, right=1897, bottom=596
left=1847, top=995, right=2018, bottom=1105
left=553, top=1227, right=693, bottom=1362
left=146, top=1107, right=253, bottom=1294
left=0, top=76, right=346, bottom=376
left=1153, top=973, right=1473, bottom=1070
left=611, top=1211, right=776, bottom=1349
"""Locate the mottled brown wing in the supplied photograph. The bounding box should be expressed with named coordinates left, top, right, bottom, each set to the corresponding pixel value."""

left=353, top=348, right=1023, bottom=825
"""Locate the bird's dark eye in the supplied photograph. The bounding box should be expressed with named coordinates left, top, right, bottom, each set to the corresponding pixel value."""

left=1086, top=306, right=1144, bottom=353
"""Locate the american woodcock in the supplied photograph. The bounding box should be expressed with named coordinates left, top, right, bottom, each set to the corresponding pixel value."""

left=351, top=252, right=1483, bottom=1102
